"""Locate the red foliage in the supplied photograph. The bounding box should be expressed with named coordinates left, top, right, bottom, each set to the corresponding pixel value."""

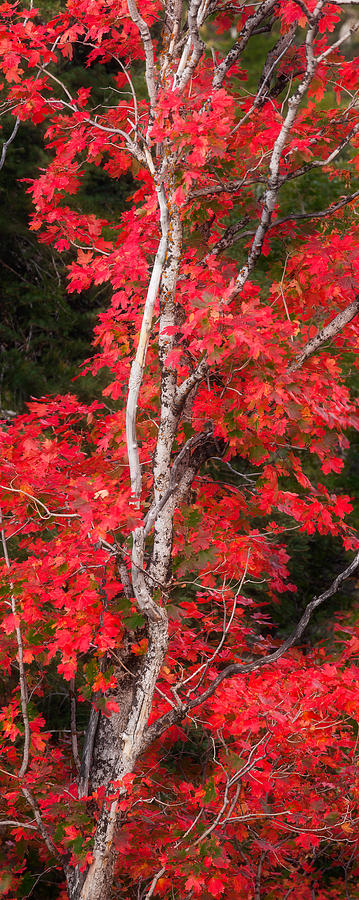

left=0, top=1, right=358, bottom=897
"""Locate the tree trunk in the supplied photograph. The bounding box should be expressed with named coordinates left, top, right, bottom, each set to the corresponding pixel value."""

left=66, top=616, right=168, bottom=900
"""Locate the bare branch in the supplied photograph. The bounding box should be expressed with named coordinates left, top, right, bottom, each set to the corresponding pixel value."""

left=0, top=819, right=37, bottom=830
left=126, top=185, right=169, bottom=499
left=162, top=0, right=183, bottom=71
left=289, top=298, right=359, bottom=372
left=317, top=19, right=359, bottom=62
left=126, top=0, right=157, bottom=113
left=0, top=484, right=79, bottom=521
left=148, top=204, right=183, bottom=584
left=189, top=177, right=252, bottom=199
left=198, top=549, right=359, bottom=696
left=272, top=189, right=359, bottom=229
left=247, top=23, right=297, bottom=113
left=204, top=216, right=250, bottom=258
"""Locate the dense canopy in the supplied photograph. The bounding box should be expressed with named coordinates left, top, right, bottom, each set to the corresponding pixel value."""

left=0, top=1, right=359, bottom=898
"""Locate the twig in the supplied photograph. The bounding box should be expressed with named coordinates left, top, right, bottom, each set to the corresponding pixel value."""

left=182, top=551, right=251, bottom=697
left=0, top=484, right=79, bottom=520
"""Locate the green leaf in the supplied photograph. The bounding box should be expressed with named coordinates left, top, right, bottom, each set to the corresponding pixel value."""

left=125, top=613, right=145, bottom=630
left=204, top=776, right=217, bottom=802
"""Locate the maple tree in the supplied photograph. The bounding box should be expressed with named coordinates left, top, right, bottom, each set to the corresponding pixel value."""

left=1, top=0, right=359, bottom=897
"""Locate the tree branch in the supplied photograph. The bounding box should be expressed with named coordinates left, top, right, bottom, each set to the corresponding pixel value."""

left=126, top=184, right=169, bottom=499
left=289, top=298, right=359, bottom=372
left=144, top=549, right=359, bottom=746
left=248, top=23, right=297, bottom=113
left=69, top=679, right=81, bottom=773
left=148, top=203, right=183, bottom=585
left=284, top=120, right=359, bottom=186
left=21, top=784, right=62, bottom=861
left=0, top=117, right=20, bottom=171
left=142, top=866, right=166, bottom=899
left=231, top=0, right=325, bottom=297
left=176, top=356, right=209, bottom=405
left=316, top=18, right=359, bottom=63
left=174, top=0, right=206, bottom=93
left=272, top=189, right=359, bottom=230
left=78, top=705, right=100, bottom=798
left=0, top=818, right=37, bottom=830
left=212, top=0, right=278, bottom=90
left=205, top=189, right=359, bottom=260
left=126, top=0, right=157, bottom=114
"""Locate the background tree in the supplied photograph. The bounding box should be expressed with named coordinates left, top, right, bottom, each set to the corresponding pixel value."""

left=0, top=2, right=359, bottom=899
